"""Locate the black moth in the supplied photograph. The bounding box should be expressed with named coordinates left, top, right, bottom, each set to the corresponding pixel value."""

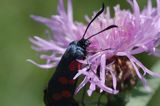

left=44, top=4, right=117, bottom=106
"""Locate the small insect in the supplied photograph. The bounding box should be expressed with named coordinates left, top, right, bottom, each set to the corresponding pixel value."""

left=44, top=4, right=118, bottom=106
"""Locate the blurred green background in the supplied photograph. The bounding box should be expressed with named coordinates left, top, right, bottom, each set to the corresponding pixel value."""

left=0, top=0, right=160, bottom=106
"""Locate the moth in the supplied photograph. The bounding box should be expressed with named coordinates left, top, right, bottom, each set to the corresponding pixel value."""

left=44, top=4, right=117, bottom=106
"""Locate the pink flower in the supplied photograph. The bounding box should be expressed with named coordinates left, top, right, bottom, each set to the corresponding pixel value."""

left=29, top=0, right=160, bottom=96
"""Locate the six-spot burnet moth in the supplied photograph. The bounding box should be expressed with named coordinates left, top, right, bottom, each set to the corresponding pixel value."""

left=43, top=4, right=118, bottom=106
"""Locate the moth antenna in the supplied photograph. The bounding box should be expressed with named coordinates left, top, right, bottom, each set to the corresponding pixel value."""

left=82, top=3, right=105, bottom=39
left=86, top=25, right=118, bottom=40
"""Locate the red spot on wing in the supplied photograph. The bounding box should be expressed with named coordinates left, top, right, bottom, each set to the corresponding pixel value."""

left=58, top=76, right=68, bottom=85
left=78, top=63, right=81, bottom=70
left=69, top=60, right=82, bottom=72
left=52, top=93, right=62, bottom=101
left=68, top=80, right=75, bottom=85
left=62, top=90, right=71, bottom=98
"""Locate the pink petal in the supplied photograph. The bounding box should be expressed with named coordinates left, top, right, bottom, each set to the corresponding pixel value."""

left=87, top=83, right=96, bottom=96
left=58, top=0, right=66, bottom=17
left=157, top=0, right=160, bottom=15
left=129, top=55, right=160, bottom=77
left=100, top=54, right=106, bottom=91
left=27, top=59, right=56, bottom=69
left=67, top=0, right=73, bottom=23
left=75, top=77, right=88, bottom=94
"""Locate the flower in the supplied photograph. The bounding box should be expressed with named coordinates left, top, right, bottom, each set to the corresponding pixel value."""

left=29, top=0, right=160, bottom=96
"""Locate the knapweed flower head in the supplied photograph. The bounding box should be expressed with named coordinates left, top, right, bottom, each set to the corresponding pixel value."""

left=29, top=0, right=160, bottom=96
